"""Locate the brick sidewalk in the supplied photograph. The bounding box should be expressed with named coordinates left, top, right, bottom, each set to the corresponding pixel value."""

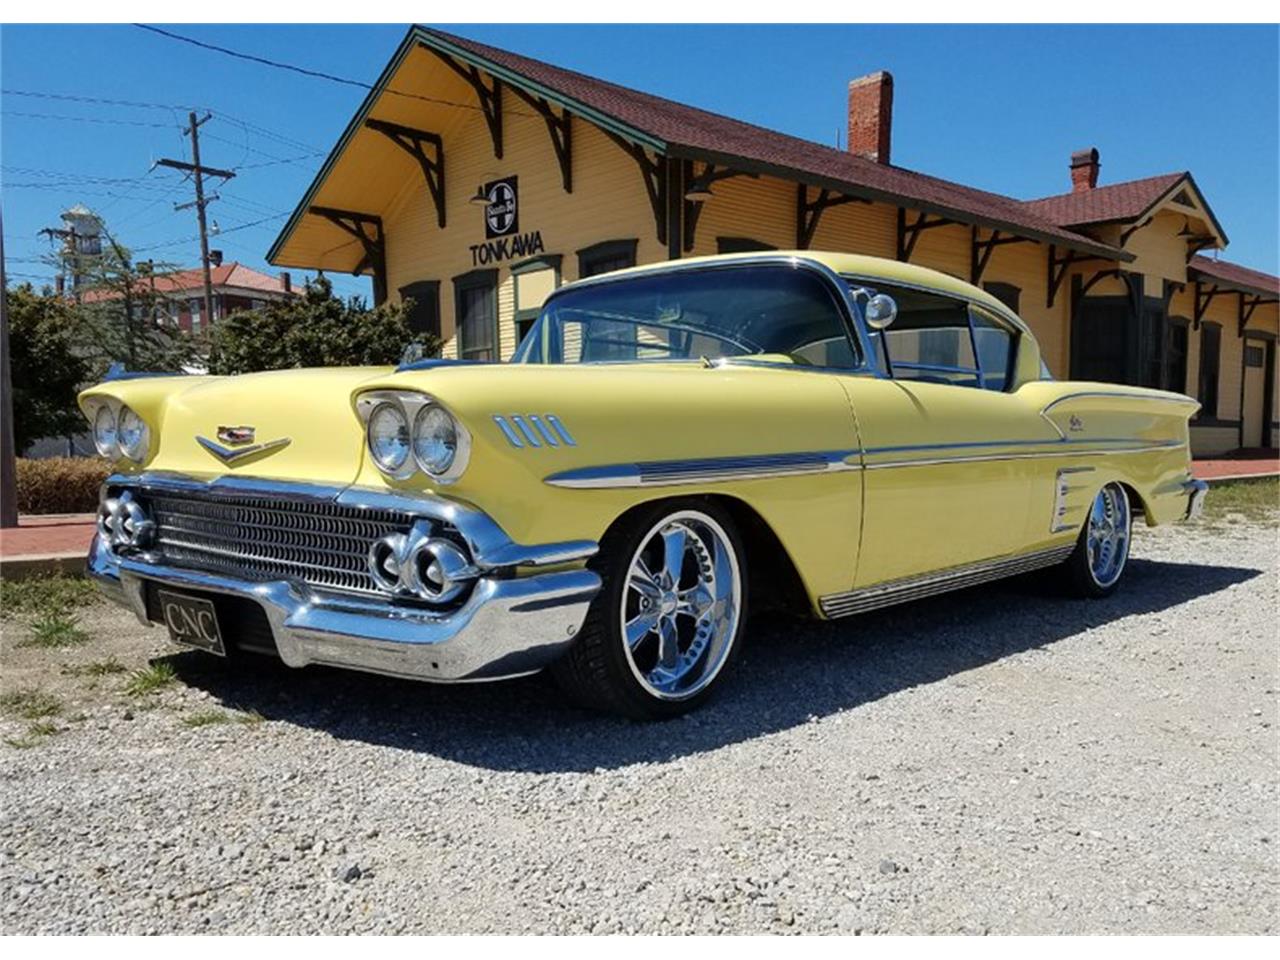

left=1190, top=449, right=1280, bottom=482
left=0, top=513, right=96, bottom=560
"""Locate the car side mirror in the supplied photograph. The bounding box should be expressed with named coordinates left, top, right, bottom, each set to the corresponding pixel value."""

left=864, top=294, right=898, bottom=331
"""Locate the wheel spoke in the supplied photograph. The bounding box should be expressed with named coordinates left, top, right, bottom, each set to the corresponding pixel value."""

left=657, top=617, right=680, bottom=669
left=659, top=525, right=688, bottom=588
left=678, top=584, right=715, bottom=618
left=625, top=611, right=658, bottom=649
left=628, top=561, right=661, bottom=599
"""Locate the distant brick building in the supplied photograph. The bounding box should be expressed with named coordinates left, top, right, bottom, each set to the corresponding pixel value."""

left=82, top=261, right=298, bottom=332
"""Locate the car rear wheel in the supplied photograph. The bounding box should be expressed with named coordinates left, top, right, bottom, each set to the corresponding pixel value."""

left=1063, top=482, right=1132, bottom=598
left=551, top=500, right=747, bottom=719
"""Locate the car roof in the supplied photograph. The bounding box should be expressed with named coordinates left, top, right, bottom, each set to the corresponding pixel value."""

left=577, top=251, right=1021, bottom=325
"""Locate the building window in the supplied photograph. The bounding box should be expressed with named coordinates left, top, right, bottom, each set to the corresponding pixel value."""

left=190, top=298, right=202, bottom=334
left=398, top=280, right=441, bottom=339
left=1165, top=317, right=1189, bottom=393
left=512, top=255, right=562, bottom=351
left=717, top=237, right=776, bottom=254
left=982, top=281, right=1021, bottom=315
left=1198, top=323, right=1221, bottom=419
left=577, top=239, right=638, bottom=279
left=1245, top=344, right=1265, bottom=368
left=453, top=269, right=498, bottom=361
left=576, top=241, right=638, bottom=360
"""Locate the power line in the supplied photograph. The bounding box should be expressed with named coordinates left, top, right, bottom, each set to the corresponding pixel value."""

left=1, top=88, right=203, bottom=112
left=132, top=24, right=537, bottom=118
left=2, top=110, right=177, bottom=129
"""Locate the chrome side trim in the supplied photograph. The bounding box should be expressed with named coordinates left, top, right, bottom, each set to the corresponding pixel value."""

left=493, top=413, right=578, bottom=449
left=1051, top=466, right=1095, bottom=533
left=195, top=435, right=291, bottom=464
left=861, top=439, right=1185, bottom=470
left=1038, top=390, right=1201, bottom=439
left=544, top=438, right=1184, bottom=489
left=492, top=415, right=525, bottom=448
left=819, top=543, right=1075, bottom=619
left=545, top=450, right=860, bottom=489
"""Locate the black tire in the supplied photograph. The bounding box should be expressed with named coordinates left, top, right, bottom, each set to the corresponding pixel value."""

left=551, top=498, right=749, bottom=720
left=1062, top=482, right=1133, bottom=599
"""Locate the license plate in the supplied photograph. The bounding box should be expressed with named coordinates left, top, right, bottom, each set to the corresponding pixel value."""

left=157, top=590, right=225, bottom=656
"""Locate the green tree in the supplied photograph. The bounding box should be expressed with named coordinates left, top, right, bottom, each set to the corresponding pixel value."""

left=206, top=275, right=437, bottom=374
left=78, top=238, right=200, bottom=378
left=4, top=284, right=93, bottom=454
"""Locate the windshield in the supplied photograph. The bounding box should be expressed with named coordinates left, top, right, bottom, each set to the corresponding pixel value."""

left=512, top=264, right=861, bottom=368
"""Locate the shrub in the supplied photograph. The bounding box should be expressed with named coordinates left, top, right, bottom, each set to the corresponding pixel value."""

left=15, top=457, right=110, bottom=515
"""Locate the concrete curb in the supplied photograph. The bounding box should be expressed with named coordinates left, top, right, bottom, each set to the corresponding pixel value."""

left=0, top=552, right=88, bottom=581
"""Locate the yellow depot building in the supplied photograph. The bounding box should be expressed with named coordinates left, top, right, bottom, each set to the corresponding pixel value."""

left=268, top=26, right=1279, bottom=456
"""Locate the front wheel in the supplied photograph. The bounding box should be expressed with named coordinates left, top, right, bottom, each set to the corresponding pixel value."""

left=1063, top=482, right=1133, bottom=598
left=551, top=500, right=747, bottom=719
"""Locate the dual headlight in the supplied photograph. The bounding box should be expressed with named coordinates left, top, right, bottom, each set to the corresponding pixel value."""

left=360, top=391, right=469, bottom=483
left=89, top=402, right=149, bottom=463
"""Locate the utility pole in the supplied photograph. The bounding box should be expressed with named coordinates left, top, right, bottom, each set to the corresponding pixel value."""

left=1, top=207, right=18, bottom=528
left=157, top=112, right=234, bottom=327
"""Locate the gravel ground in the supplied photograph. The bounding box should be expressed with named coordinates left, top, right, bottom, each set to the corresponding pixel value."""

left=1, top=518, right=1276, bottom=934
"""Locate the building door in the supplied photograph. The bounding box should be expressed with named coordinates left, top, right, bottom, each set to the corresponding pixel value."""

left=1241, top=338, right=1268, bottom=448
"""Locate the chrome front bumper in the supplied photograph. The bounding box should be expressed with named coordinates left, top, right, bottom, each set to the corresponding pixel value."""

left=88, top=474, right=601, bottom=682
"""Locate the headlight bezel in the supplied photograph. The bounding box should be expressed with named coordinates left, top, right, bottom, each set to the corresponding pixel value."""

left=357, top=390, right=470, bottom=484
left=366, top=401, right=414, bottom=479
left=412, top=402, right=459, bottom=478
left=91, top=403, right=120, bottom=459
left=116, top=405, right=150, bottom=463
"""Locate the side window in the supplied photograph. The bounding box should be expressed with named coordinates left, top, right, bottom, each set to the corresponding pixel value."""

left=873, top=286, right=979, bottom=387
left=970, top=307, right=1017, bottom=391
left=453, top=269, right=498, bottom=361
left=869, top=285, right=1018, bottom=391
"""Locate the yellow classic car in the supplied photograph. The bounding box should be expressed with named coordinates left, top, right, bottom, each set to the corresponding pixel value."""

left=81, top=252, right=1208, bottom=718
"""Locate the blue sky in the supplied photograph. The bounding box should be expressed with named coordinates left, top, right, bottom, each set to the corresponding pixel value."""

left=3, top=23, right=1277, bottom=302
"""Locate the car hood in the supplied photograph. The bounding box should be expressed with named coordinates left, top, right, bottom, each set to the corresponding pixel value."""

left=81, top=366, right=395, bottom=485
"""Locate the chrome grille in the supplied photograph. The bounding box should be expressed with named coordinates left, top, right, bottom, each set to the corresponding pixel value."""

left=138, top=492, right=417, bottom=597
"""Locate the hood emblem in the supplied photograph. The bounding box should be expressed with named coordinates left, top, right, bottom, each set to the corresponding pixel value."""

left=217, top=425, right=256, bottom=446
left=196, top=434, right=291, bottom=464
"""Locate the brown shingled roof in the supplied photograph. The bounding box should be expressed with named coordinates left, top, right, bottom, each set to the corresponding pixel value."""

left=1189, top=255, right=1280, bottom=298
left=418, top=28, right=1126, bottom=260
left=1023, top=173, right=1187, bottom=227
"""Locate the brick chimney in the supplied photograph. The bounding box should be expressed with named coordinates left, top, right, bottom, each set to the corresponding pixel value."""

left=1070, top=147, right=1100, bottom=192
left=848, top=71, right=893, bottom=164
left=279, top=270, right=292, bottom=293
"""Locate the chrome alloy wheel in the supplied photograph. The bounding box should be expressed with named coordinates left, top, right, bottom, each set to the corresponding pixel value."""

left=620, top=510, right=742, bottom=701
left=1086, top=484, right=1131, bottom=589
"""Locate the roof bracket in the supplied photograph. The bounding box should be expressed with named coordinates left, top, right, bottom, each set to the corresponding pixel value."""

left=1047, top=245, right=1107, bottom=309
left=969, top=227, right=1032, bottom=285
left=603, top=131, right=668, bottom=246
left=309, top=205, right=386, bottom=305
left=1238, top=292, right=1277, bottom=337
left=796, top=186, right=868, bottom=250
left=426, top=46, right=503, bottom=159
left=683, top=162, right=757, bottom=252
left=508, top=88, right=573, bottom=193
left=1193, top=280, right=1222, bottom=330
left=896, top=209, right=954, bottom=262
left=364, top=119, right=445, bottom=229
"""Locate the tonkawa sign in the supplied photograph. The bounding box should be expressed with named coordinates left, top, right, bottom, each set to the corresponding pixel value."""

left=468, top=174, right=546, bottom=267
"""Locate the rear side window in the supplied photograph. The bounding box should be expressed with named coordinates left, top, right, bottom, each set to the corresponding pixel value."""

left=861, top=282, right=1019, bottom=391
